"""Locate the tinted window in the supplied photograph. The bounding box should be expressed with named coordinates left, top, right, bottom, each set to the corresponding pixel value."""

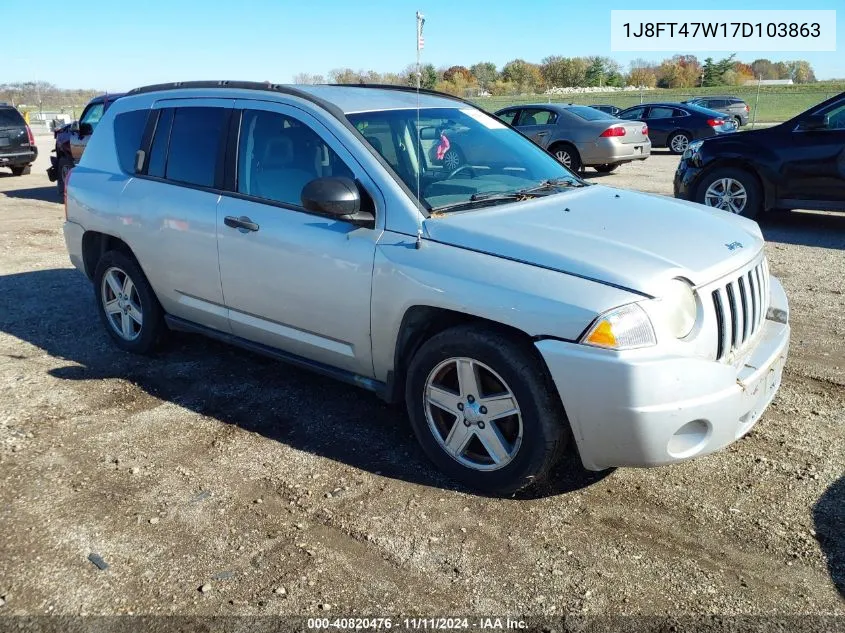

left=165, top=107, right=228, bottom=187
left=566, top=106, right=617, bottom=121
left=620, top=107, right=646, bottom=120
left=147, top=108, right=174, bottom=178
left=648, top=107, right=675, bottom=119
left=497, top=110, right=518, bottom=125
left=819, top=100, right=845, bottom=129
left=237, top=109, right=353, bottom=207
left=0, top=107, right=25, bottom=127
left=113, top=109, right=149, bottom=174
left=709, top=99, right=727, bottom=109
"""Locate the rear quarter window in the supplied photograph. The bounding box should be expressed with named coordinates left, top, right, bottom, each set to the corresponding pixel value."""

left=113, top=109, right=149, bottom=174
left=0, top=108, right=25, bottom=127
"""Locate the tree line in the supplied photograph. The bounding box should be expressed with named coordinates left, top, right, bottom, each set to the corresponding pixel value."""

left=297, top=54, right=818, bottom=97
left=0, top=81, right=101, bottom=110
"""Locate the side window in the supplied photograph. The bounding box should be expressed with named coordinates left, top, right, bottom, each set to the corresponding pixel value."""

left=113, top=109, right=149, bottom=174
left=147, top=108, right=174, bottom=178
left=516, top=109, right=554, bottom=126
left=80, top=103, right=105, bottom=130
left=165, top=107, right=228, bottom=187
left=237, top=109, right=354, bottom=207
left=710, top=99, right=727, bottom=109
left=673, top=108, right=689, bottom=118
left=820, top=101, right=845, bottom=129
left=621, top=107, right=645, bottom=120
left=497, top=109, right=518, bottom=125
left=648, top=107, right=675, bottom=119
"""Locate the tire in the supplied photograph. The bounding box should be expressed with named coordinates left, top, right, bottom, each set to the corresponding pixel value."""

left=93, top=250, right=166, bottom=354
left=668, top=131, right=692, bottom=155
left=734, top=116, right=743, bottom=128
left=56, top=156, right=74, bottom=195
left=405, top=325, right=568, bottom=495
left=593, top=163, right=619, bottom=173
left=696, top=167, right=762, bottom=220
left=10, top=166, right=29, bottom=176
left=550, top=143, right=581, bottom=173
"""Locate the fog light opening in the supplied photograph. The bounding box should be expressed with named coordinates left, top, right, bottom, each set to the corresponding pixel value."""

left=667, top=419, right=712, bottom=459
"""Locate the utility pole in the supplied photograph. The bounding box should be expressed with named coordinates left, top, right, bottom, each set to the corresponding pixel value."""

left=752, top=74, right=762, bottom=129
left=416, top=11, right=425, bottom=89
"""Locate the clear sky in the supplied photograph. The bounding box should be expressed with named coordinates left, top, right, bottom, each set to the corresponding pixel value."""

left=6, top=0, right=842, bottom=91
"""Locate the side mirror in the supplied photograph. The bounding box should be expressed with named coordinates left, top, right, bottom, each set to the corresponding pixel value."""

left=301, top=176, right=373, bottom=225
left=78, top=122, right=94, bottom=137
left=70, top=120, right=79, bottom=133
left=799, top=113, right=829, bottom=131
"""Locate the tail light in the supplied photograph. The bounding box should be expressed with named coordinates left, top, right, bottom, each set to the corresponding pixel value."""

left=64, top=168, right=72, bottom=220
left=600, top=126, right=627, bottom=138
left=707, top=119, right=723, bottom=127
left=25, top=124, right=35, bottom=147
left=745, top=104, right=750, bottom=112
left=641, top=125, right=649, bottom=136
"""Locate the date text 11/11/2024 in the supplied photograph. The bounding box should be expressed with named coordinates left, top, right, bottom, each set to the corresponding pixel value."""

left=622, top=22, right=821, bottom=38
left=306, top=617, right=528, bottom=630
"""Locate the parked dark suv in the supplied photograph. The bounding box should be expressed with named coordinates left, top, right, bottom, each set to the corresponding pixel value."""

left=48, top=93, right=125, bottom=193
left=683, top=96, right=750, bottom=127
left=674, top=91, right=845, bottom=218
left=0, top=104, right=37, bottom=176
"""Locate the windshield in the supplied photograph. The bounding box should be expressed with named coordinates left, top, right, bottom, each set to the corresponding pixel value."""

left=346, top=107, right=582, bottom=211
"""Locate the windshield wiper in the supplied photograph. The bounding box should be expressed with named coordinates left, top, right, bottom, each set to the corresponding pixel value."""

left=429, top=178, right=583, bottom=214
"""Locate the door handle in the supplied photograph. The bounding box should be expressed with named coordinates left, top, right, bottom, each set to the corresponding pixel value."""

left=224, top=216, right=259, bottom=232
left=536, top=131, right=550, bottom=137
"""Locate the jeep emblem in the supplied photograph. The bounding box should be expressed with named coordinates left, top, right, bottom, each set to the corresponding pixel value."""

left=725, top=241, right=743, bottom=251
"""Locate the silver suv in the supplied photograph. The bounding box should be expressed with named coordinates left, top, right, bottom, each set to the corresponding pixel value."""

left=63, top=81, right=790, bottom=494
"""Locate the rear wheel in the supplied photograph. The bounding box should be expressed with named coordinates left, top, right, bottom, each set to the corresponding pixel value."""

left=696, top=167, right=762, bottom=219
left=668, top=132, right=691, bottom=154
left=734, top=116, right=743, bottom=128
left=94, top=250, right=166, bottom=354
left=405, top=325, right=568, bottom=495
left=441, top=148, right=463, bottom=171
left=551, top=143, right=581, bottom=172
left=10, top=166, right=29, bottom=176
left=56, top=156, right=73, bottom=195
left=593, top=163, right=619, bottom=173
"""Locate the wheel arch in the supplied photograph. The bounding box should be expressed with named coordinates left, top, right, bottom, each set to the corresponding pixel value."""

left=81, top=231, right=136, bottom=280
left=383, top=305, right=543, bottom=404
left=694, top=160, right=771, bottom=211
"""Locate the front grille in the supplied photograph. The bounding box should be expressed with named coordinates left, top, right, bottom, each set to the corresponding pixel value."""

left=711, top=258, right=769, bottom=361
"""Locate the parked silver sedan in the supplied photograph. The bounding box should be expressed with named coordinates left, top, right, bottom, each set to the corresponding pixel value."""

left=495, top=104, right=651, bottom=173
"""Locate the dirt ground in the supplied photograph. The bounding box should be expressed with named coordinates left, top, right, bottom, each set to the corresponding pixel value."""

left=0, top=133, right=842, bottom=623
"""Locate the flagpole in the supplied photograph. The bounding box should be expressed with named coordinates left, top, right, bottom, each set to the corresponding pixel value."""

left=415, top=11, right=422, bottom=89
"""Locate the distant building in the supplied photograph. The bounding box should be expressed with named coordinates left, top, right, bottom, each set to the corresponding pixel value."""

left=743, top=79, right=794, bottom=86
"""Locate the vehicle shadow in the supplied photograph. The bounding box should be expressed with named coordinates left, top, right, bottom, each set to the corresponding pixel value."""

left=812, top=476, right=844, bottom=598
left=761, top=210, right=845, bottom=251
left=0, top=185, right=59, bottom=203
left=0, top=267, right=608, bottom=499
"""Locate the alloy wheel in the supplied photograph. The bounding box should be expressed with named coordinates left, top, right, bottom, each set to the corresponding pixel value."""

left=704, top=177, right=748, bottom=214
left=442, top=150, right=461, bottom=171
left=100, top=266, right=143, bottom=341
left=423, top=357, right=523, bottom=471
left=670, top=134, right=690, bottom=153
left=554, top=149, right=572, bottom=168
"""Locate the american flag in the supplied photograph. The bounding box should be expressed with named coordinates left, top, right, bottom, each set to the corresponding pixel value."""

left=417, top=15, right=425, bottom=50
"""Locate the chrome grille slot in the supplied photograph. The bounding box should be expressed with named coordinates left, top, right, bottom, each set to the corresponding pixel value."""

left=710, top=256, right=770, bottom=362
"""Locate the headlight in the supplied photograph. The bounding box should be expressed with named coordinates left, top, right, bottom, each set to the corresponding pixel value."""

left=682, top=140, right=704, bottom=160
left=581, top=303, right=656, bottom=350
left=662, top=279, right=698, bottom=339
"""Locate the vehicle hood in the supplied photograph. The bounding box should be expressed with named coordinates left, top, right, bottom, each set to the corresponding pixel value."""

left=423, top=185, right=764, bottom=297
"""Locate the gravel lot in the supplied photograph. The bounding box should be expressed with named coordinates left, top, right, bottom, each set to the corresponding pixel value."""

left=0, top=134, right=842, bottom=622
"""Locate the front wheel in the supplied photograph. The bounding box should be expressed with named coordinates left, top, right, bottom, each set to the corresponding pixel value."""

left=10, top=166, right=29, bottom=176
left=56, top=156, right=74, bottom=195
left=696, top=168, right=762, bottom=219
left=94, top=251, right=166, bottom=354
left=668, top=132, right=692, bottom=154
left=593, top=163, right=619, bottom=173
left=405, top=325, right=568, bottom=495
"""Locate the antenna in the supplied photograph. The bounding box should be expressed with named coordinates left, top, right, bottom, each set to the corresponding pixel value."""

left=415, top=10, right=425, bottom=249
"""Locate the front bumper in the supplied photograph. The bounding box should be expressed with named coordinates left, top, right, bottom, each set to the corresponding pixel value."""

left=536, top=276, right=790, bottom=471
left=673, top=159, right=704, bottom=201
left=0, top=148, right=37, bottom=167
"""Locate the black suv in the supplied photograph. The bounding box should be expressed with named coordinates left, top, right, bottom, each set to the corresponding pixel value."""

left=683, top=96, right=750, bottom=127
left=674, top=91, right=845, bottom=219
left=0, top=104, right=37, bottom=176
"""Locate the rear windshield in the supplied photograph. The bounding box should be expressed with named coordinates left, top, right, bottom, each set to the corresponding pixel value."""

left=0, top=108, right=25, bottom=127
left=565, top=106, right=617, bottom=121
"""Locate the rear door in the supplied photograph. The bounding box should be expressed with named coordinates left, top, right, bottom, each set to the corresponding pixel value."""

left=0, top=107, right=30, bottom=160
left=644, top=106, right=677, bottom=146
left=515, top=108, right=557, bottom=149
